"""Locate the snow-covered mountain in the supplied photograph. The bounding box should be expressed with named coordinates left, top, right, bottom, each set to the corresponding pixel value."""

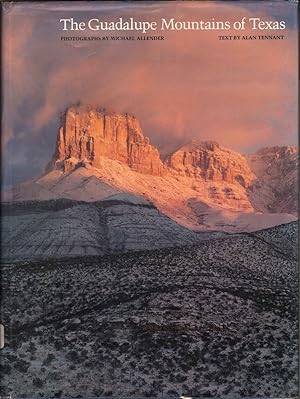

left=4, top=104, right=298, bottom=233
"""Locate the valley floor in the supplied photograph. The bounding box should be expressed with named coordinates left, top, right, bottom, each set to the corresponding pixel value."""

left=0, top=223, right=298, bottom=398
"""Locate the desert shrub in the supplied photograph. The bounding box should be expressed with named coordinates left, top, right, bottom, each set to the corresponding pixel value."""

left=43, top=371, right=58, bottom=382
left=119, top=342, right=130, bottom=354
left=91, top=388, right=104, bottom=396
left=200, top=390, right=214, bottom=397
left=29, top=342, right=37, bottom=354
left=6, top=354, right=18, bottom=362
left=0, top=363, right=12, bottom=374
left=66, top=350, right=80, bottom=362
left=14, top=359, right=30, bottom=373
left=174, top=373, right=187, bottom=383
left=166, top=389, right=179, bottom=397
left=129, top=360, right=137, bottom=368
left=33, top=378, right=44, bottom=388
left=43, top=353, right=55, bottom=366
left=54, top=341, right=64, bottom=351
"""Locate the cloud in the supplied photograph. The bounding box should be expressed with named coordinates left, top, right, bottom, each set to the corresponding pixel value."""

left=2, top=1, right=298, bottom=185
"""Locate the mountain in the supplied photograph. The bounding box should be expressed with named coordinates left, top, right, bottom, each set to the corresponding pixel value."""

left=1, top=222, right=297, bottom=398
left=2, top=195, right=223, bottom=261
left=4, top=104, right=298, bottom=233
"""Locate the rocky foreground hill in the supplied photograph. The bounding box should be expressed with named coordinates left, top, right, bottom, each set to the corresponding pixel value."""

left=4, top=104, right=298, bottom=232
left=2, top=195, right=223, bottom=261
left=1, top=222, right=298, bottom=398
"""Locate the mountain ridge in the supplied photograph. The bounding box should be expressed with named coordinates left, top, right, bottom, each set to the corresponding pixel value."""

left=2, top=196, right=225, bottom=261
left=4, top=104, right=298, bottom=232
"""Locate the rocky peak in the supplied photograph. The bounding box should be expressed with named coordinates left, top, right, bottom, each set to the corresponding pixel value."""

left=187, top=140, right=220, bottom=151
left=167, top=140, right=255, bottom=187
left=246, top=145, right=298, bottom=215
left=46, top=104, right=164, bottom=175
left=247, top=145, right=298, bottom=178
left=254, top=145, right=297, bottom=157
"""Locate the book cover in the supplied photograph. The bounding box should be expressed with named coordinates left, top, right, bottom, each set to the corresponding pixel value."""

left=1, top=1, right=298, bottom=398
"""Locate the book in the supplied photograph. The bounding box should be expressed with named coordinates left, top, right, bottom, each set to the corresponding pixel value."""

left=1, top=1, right=298, bottom=398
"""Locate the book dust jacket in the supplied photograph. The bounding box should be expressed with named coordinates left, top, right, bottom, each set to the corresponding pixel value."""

left=0, top=1, right=298, bottom=398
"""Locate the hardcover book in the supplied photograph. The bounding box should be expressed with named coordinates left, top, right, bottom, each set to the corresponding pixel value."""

left=1, top=1, right=298, bottom=398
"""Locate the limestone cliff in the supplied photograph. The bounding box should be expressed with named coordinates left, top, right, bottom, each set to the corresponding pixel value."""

left=46, top=104, right=164, bottom=175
